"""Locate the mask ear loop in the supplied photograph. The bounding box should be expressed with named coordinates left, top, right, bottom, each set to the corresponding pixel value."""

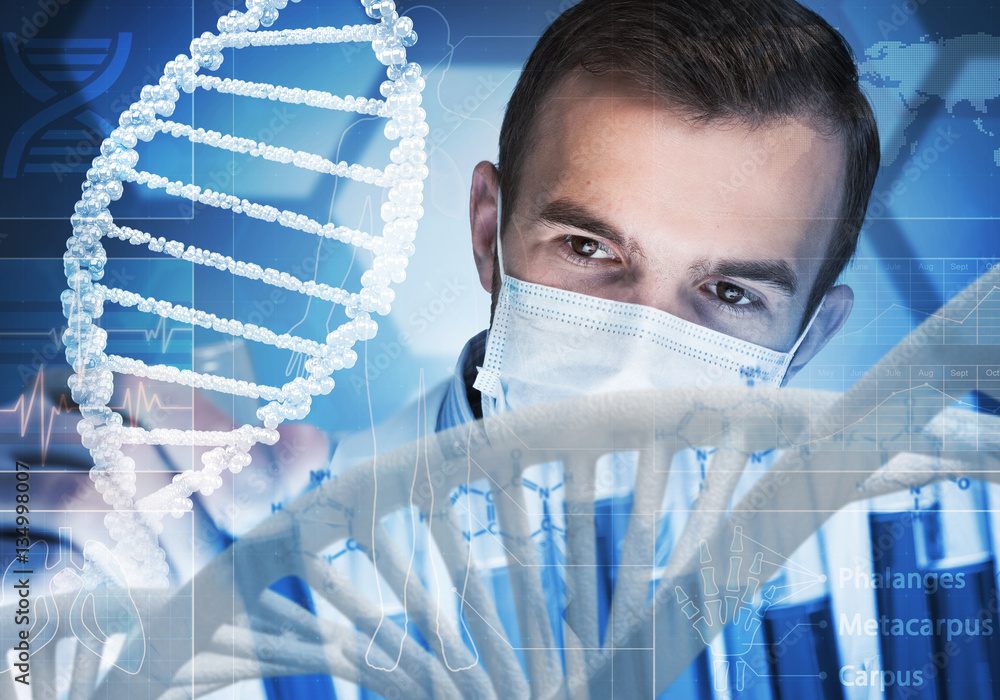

left=494, top=188, right=506, bottom=280
left=473, top=187, right=506, bottom=404
left=780, top=295, right=827, bottom=380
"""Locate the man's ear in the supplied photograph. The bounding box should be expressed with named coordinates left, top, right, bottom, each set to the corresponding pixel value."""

left=783, top=284, right=854, bottom=383
left=470, top=160, right=500, bottom=294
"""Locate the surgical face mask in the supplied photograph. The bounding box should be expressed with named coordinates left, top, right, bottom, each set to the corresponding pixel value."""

left=473, top=191, right=822, bottom=418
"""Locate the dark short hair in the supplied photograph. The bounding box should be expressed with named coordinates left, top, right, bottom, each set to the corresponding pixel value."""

left=496, top=0, right=880, bottom=330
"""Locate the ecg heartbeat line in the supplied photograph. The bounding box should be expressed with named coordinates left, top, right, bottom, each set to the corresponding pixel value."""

left=111, top=382, right=193, bottom=428
left=0, top=369, right=196, bottom=465
left=0, top=369, right=76, bottom=466
left=106, top=315, right=193, bottom=354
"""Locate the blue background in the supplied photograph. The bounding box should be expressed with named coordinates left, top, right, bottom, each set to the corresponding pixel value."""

left=0, top=1, right=997, bottom=696
left=0, top=0, right=997, bottom=435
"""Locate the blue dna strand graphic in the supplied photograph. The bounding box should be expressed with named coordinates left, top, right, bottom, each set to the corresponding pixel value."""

left=61, top=0, right=428, bottom=589
left=3, top=34, right=131, bottom=179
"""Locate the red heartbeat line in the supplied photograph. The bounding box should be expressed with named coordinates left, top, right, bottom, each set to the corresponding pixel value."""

left=0, top=371, right=77, bottom=466
left=114, top=382, right=193, bottom=427
left=1, top=369, right=193, bottom=465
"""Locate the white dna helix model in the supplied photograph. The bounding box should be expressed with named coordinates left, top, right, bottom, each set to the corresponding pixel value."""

left=58, top=0, right=427, bottom=589
left=3, top=267, right=997, bottom=697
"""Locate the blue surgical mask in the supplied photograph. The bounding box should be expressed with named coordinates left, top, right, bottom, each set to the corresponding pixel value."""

left=473, top=191, right=822, bottom=418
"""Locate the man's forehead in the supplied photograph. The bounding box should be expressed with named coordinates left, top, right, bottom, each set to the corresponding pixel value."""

left=545, top=68, right=659, bottom=106
left=519, top=70, right=846, bottom=242
left=532, top=71, right=681, bottom=153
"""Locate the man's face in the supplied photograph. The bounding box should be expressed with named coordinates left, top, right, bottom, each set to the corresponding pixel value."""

left=471, top=70, right=854, bottom=372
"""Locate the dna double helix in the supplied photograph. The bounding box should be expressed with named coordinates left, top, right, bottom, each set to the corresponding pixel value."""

left=11, top=266, right=996, bottom=696
left=61, top=0, right=428, bottom=589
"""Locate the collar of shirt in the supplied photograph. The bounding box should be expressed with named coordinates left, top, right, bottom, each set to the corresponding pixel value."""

left=436, top=329, right=488, bottom=432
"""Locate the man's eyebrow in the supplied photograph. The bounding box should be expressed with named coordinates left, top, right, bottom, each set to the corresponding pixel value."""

left=692, top=259, right=798, bottom=297
left=537, top=198, right=643, bottom=259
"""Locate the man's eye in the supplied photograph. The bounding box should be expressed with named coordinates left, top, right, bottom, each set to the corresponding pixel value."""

left=569, top=235, right=613, bottom=259
left=711, top=281, right=757, bottom=305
